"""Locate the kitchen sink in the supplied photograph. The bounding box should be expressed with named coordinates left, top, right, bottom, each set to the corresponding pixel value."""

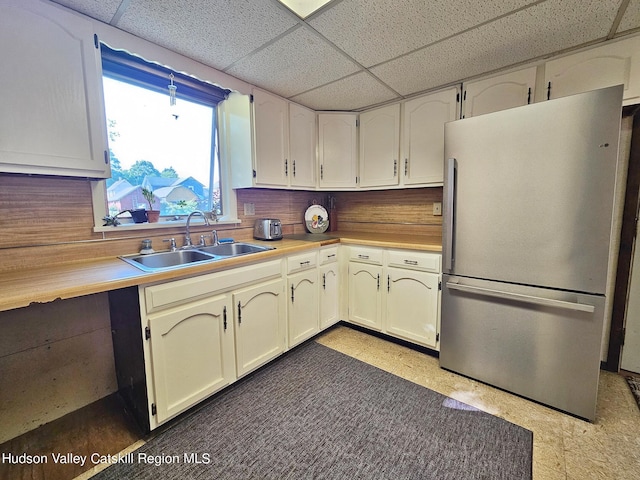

left=119, top=249, right=218, bottom=272
left=196, top=242, right=274, bottom=257
left=119, top=242, right=274, bottom=272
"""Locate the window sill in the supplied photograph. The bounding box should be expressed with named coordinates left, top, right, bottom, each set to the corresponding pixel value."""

left=94, top=217, right=241, bottom=233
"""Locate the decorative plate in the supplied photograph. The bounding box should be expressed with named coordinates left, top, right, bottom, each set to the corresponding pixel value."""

left=304, top=204, right=329, bottom=233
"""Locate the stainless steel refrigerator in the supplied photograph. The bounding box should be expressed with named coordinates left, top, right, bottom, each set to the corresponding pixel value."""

left=440, top=85, right=623, bottom=421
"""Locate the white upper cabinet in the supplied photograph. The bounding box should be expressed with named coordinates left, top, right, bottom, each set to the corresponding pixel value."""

left=462, top=67, right=537, bottom=118
left=401, top=86, right=459, bottom=186
left=544, top=35, right=640, bottom=106
left=0, top=0, right=110, bottom=178
left=288, top=103, right=316, bottom=188
left=359, top=104, right=401, bottom=188
left=318, top=113, right=358, bottom=189
left=252, top=88, right=289, bottom=186
left=251, top=89, right=316, bottom=189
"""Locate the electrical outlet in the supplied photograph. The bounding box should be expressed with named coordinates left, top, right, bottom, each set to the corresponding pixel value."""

left=433, top=202, right=442, bottom=216
left=243, top=203, right=255, bottom=216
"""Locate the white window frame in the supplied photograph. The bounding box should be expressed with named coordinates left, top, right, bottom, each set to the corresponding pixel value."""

left=92, top=49, right=240, bottom=232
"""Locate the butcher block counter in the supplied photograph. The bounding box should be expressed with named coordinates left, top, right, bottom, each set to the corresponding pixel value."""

left=0, top=232, right=441, bottom=313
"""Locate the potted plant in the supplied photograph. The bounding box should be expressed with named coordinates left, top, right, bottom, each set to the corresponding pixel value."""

left=142, top=187, right=160, bottom=223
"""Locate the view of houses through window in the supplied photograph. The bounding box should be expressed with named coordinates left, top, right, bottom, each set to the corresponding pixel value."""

left=102, top=76, right=221, bottom=219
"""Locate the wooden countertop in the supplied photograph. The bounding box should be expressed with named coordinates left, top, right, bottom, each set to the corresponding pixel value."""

left=0, top=232, right=440, bottom=313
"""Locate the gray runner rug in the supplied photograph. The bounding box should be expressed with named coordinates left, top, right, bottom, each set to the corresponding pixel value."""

left=94, top=341, right=532, bottom=479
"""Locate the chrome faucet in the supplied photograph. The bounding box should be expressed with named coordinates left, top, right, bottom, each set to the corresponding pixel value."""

left=211, top=230, right=219, bottom=246
left=163, top=238, right=177, bottom=252
left=183, top=210, right=210, bottom=248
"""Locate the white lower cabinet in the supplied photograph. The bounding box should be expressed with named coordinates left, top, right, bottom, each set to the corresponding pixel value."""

left=137, top=259, right=284, bottom=429
left=146, top=294, right=235, bottom=425
left=233, top=278, right=286, bottom=377
left=348, top=261, right=384, bottom=331
left=288, top=269, right=319, bottom=347
left=347, top=246, right=441, bottom=349
left=114, top=244, right=441, bottom=433
left=385, top=267, right=440, bottom=349
left=287, top=251, right=319, bottom=348
left=319, top=246, right=340, bottom=329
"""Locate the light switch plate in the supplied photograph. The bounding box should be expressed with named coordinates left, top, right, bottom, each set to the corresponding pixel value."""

left=433, top=202, right=442, bottom=216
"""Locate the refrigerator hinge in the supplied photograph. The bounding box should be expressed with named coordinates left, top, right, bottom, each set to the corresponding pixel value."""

left=145, top=326, right=151, bottom=340
left=151, top=403, right=157, bottom=416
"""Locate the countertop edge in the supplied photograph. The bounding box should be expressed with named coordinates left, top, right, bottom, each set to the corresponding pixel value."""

left=0, top=234, right=440, bottom=312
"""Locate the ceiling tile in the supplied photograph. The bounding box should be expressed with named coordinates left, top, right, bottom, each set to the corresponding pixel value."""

left=51, top=0, right=122, bottom=24
left=618, top=0, right=640, bottom=33
left=290, top=72, right=400, bottom=110
left=115, top=0, right=299, bottom=71
left=308, top=0, right=537, bottom=68
left=371, top=0, right=620, bottom=96
left=225, top=26, right=361, bottom=98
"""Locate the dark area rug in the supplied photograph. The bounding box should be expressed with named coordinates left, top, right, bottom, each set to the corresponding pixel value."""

left=94, top=342, right=532, bottom=480
left=626, top=375, right=640, bottom=411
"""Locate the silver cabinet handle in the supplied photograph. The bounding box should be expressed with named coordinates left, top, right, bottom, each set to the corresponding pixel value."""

left=357, top=254, right=369, bottom=260
left=403, top=259, right=418, bottom=265
left=445, top=281, right=595, bottom=313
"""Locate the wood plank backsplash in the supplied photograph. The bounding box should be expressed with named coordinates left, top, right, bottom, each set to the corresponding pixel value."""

left=0, top=175, right=100, bottom=249
left=333, top=188, right=443, bottom=236
left=0, top=173, right=442, bottom=271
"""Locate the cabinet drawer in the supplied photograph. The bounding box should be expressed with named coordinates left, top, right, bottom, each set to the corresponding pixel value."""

left=386, top=250, right=441, bottom=273
left=319, top=246, right=338, bottom=265
left=349, top=246, right=383, bottom=265
left=145, top=259, right=282, bottom=313
left=287, top=251, right=318, bottom=274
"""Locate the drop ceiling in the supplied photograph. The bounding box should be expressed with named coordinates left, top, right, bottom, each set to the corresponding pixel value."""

left=51, top=0, right=640, bottom=111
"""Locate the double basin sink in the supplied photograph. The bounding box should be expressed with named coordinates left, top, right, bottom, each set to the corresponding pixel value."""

left=120, top=242, right=274, bottom=272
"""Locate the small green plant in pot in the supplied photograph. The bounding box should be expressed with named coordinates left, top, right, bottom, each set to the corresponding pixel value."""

left=142, top=188, right=160, bottom=223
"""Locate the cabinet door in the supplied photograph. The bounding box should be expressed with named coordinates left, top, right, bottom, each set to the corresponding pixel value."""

left=348, top=262, right=383, bottom=330
left=289, top=103, right=316, bottom=188
left=318, top=113, right=358, bottom=189
left=288, top=269, right=319, bottom=347
left=252, top=89, right=288, bottom=186
left=0, top=0, right=109, bottom=178
left=545, top=36, right=640, bottom=106
left=359, top=104, right=400, bottom=187
left=319, top=263, right=340, bottom=329
left=462, top=67, right=536, bottom=118
left=233, top=278, right=286, bottom=377
left=386, top=268, right=439, bottom=349
left=147, top=294, right=235, bottom=425
left=402, top=87, right=459, bottom=186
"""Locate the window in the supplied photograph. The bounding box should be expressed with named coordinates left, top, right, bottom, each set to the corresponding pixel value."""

left=98, top=45, right=232, bottom=225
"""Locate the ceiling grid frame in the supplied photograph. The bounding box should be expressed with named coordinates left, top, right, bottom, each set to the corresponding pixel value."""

left=50, top=0, right=640, bottom=111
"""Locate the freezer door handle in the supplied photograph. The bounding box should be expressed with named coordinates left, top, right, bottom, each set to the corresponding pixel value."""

left=445, top=281, right=595, bottom=313
left=443, top=158, right=456, bottom=272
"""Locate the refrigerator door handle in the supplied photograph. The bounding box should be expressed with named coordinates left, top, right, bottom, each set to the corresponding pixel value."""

left=443, top=158, right=456, bottom=272
left=445, top=281, right=595, bottom=313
